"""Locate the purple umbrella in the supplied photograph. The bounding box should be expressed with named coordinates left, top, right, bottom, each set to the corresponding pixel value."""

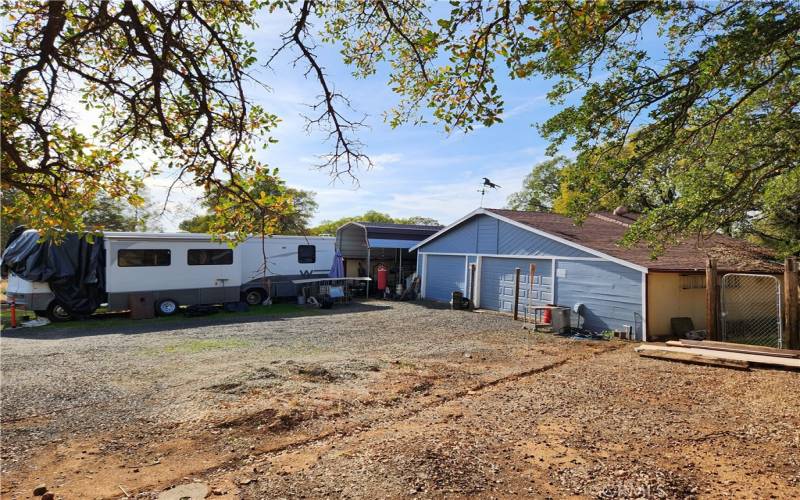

left=328, top=251, right=344, bottom=278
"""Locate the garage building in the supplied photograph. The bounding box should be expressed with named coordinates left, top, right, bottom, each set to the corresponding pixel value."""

left=412, top=208, right=781, bottom=341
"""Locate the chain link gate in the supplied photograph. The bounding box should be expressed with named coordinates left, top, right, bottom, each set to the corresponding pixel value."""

left=721, top=273, right=782, bottom=348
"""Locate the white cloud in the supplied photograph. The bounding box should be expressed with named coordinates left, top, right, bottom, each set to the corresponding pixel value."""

left=371, top=162, right=533, bottom=225
left=368, top=152, right=403, bottom=171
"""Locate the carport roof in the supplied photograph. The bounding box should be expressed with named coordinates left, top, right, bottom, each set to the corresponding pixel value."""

left=339, top=221, right=442, bottom=241
left=414, top=208, right=782, bottom=273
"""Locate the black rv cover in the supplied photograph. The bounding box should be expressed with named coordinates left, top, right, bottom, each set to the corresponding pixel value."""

left=1, top=229, right=106, bottom=314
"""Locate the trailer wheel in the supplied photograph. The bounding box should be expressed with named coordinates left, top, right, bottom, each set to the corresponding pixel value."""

left=156, top=299, right=179, bottom=316
left=46, top=301, right=73, bottom=322
left=242, top=288, right=266, bottom=306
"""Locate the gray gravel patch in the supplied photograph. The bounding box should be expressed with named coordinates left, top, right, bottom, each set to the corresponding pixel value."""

left=0, top=300, right=518, bottom=472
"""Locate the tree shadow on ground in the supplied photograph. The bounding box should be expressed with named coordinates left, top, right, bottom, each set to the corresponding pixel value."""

left=0, top=301, right=393, bottom=340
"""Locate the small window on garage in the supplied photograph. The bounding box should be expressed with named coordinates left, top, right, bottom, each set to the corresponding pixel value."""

left=118, top=249, right=171, bottom=267
left=679, top=274, right=705, bottom=290
left=188, top=249, right=234, bottom=266
left=298, top=244, right=316, bottom=263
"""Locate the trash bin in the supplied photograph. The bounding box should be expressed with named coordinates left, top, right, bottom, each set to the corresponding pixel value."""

left=129, top=293, right=155, bottom=319
left=451, top=291, right=464, bottom=310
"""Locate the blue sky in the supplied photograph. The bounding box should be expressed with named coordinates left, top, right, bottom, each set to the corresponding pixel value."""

left=151, top=8, right=570, bottom=230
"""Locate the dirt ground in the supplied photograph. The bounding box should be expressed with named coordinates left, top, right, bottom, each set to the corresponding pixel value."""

left=1, top=301, right=799, bottom=499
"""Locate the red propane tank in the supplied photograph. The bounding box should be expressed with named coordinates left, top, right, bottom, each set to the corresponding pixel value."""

left=376, top=265, right=388, bottom=291
left=542, top=305, right=552, bottom=325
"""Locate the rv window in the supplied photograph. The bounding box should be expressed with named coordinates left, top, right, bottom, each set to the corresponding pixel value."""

left=298, top=245, right=316, bottom=263
left=188, top=249, right=234, bottom=266
left=118, top=249, right=171, bottom=267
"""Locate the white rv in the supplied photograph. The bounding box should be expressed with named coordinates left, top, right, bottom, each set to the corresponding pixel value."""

left=238, top=235, right=336, bottom=305
left=104, top=232, right=243, bottom=314
left=5, top=232, right=335, bottom=321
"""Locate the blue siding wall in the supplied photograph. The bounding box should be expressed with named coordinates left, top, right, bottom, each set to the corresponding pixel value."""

left=479, top=258, right=553, bottom=312
left=477, top=217, right=498, bottom=254
left=420, top=215, right=592, bottom=258
left=425, top=255, right=466, bottom=301
left=422, top=219, right=479, bottom=253
left=555, top=260, right=644, bottom=340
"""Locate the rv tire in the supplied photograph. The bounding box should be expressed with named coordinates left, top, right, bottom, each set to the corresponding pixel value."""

left=156, top=299, right=179, bottom=316
left=46, top=301, right=73, bottom=322
left=243, top=288, right=266, bottom=306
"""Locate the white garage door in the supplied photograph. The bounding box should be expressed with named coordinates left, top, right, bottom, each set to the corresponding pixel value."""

left=479, top=257, right=553, bottom=312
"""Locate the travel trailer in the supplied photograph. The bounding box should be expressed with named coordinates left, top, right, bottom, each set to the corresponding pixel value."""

left=4, top=232, right=335, bottom=321
left=238, top=235, right=336, bottom=304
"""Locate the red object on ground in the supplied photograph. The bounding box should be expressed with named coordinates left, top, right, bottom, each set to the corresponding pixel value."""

left=10, top=297, right=17, bottom=328
left=376, top=265, right=388, bottom=291
left=542, top=306, right=552, bottom=325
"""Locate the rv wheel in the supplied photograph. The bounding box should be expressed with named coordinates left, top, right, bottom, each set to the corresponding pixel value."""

left=243, top=288, right=266, bottom=306
left=156, top=299, right=179, bottom=316
left=46, top=301, right=73, bottom=322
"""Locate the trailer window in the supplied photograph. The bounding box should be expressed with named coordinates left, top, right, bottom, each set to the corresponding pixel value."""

left=298, top=245, right=316, bottom=263
left=118, top=249, right=171, bottom=267
left=188, top=249, right=234, bottom=266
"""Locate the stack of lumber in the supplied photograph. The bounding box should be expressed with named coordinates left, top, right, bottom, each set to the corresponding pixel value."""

left=635, top=339, right=800, bottom=371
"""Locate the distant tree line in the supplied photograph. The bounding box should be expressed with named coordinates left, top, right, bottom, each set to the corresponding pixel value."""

left=308, top=211, right=440, bottom=236
left=178, top=184, right=440, bottom=237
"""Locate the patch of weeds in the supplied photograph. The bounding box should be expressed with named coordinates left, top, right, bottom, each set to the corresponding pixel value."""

left=142, top=338, right=251, bottom=356
left=2, top=303, right=316, bottom=331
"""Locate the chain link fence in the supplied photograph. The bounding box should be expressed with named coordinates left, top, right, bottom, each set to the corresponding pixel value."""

left=721, top=273, right=782, bottom=348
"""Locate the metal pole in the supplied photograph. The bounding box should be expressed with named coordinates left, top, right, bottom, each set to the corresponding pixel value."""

left=366, top=248, right=370, bottom=298
left=399, top=249, right=402, bottom=290
left=513, top=267, right=521, bottom=321
left=528, top=263, right=536, bottom=325
left=705, top=258, right=718, bottom=340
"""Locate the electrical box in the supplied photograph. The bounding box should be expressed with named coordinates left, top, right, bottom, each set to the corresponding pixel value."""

left=128, top=293, right=155, bottom=319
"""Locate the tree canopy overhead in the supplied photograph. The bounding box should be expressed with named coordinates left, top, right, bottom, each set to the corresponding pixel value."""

left=2, top=0, right=282, bottom=240
left=3, top=1, right=798, bottom=253
left=324, top=0, right=798, bottom=252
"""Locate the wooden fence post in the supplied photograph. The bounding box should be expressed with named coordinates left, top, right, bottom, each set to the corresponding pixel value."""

left=513, top=267, right=521, bottom=321
left=706, top=258, right=719, bottom=340
left=785, top=256, right=799, bottom=349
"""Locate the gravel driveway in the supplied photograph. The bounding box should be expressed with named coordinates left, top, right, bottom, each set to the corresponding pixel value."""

left=2, top=300, right=799, bottom=499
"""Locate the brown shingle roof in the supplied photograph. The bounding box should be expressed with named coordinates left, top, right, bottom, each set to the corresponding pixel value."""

left=486, top=208, right=782, bottom=273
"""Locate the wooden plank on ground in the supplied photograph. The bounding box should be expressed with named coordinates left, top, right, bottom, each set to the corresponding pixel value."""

left=636, top=345, right=800, bottom=370
left=665, top=340, right=800, bottom=359
left=636, top=348, right=750, bottom=370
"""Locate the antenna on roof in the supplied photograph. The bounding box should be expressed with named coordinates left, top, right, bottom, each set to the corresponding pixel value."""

left=478, top=177, right=501, bottom=207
